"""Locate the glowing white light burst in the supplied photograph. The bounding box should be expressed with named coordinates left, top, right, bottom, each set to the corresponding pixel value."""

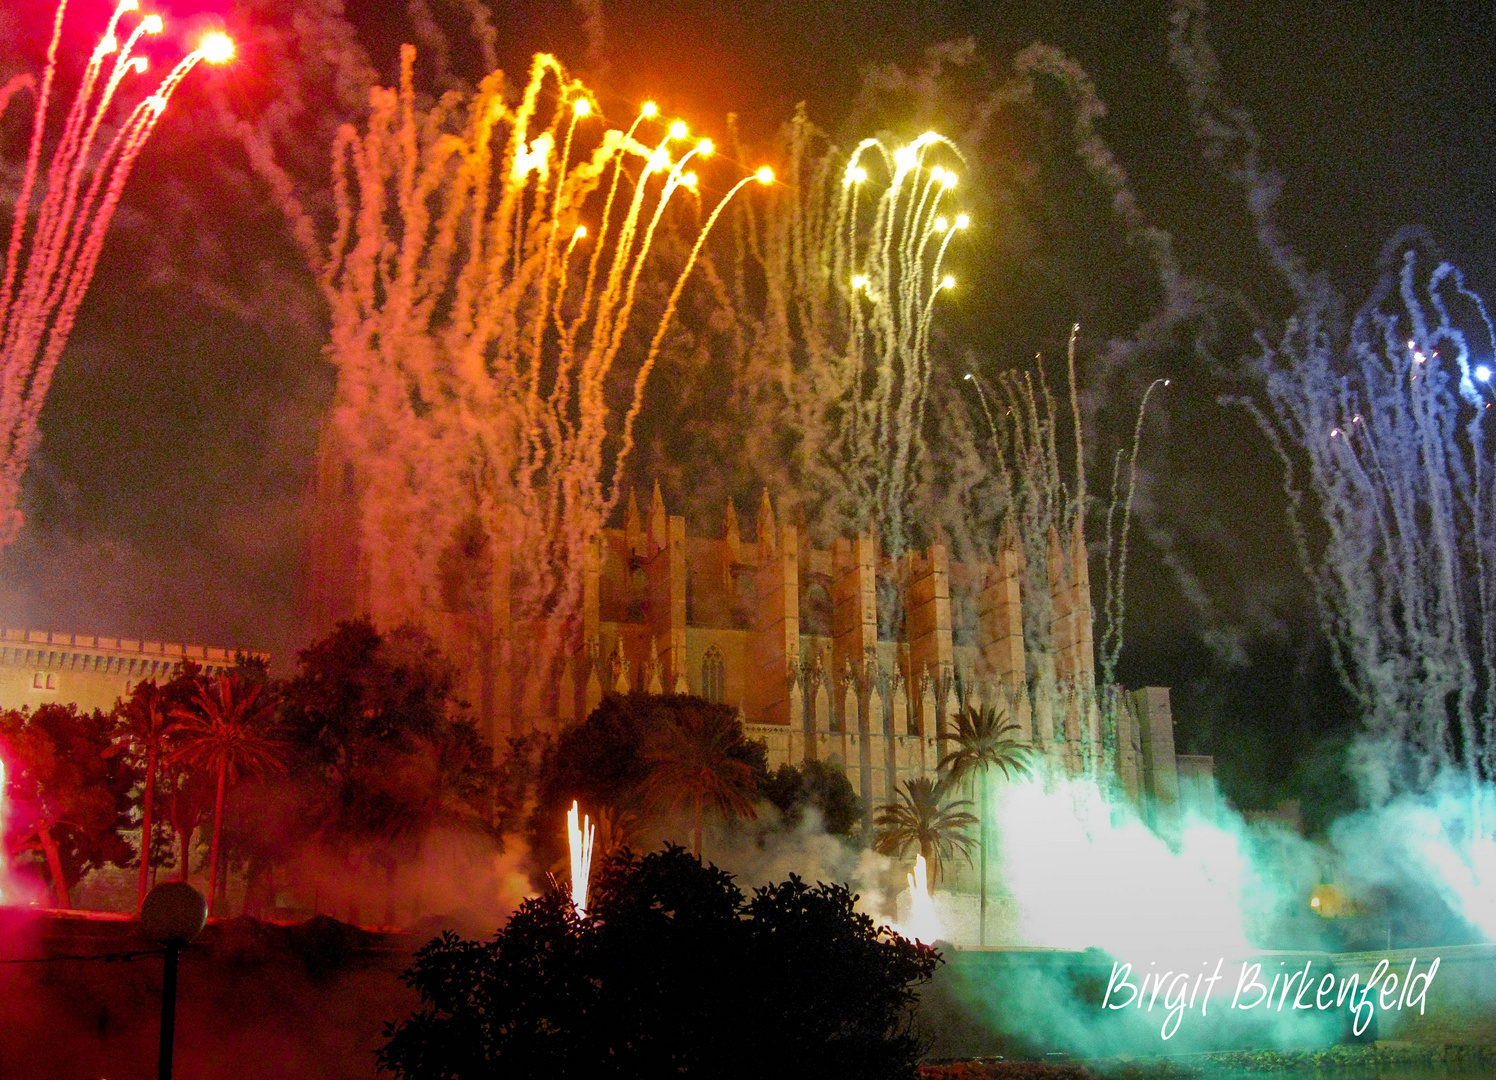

left=0, top=1, right=233, bottom=549
left=995, top=770, right=1253, bottom=963
left=897, top=854, right=942, bottom=944
left=198, top=32, right=235, bottom=66
left=567, top=800, right=595, bottom=918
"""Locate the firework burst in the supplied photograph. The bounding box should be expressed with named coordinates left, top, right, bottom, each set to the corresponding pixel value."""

left=0, top=1, right=234, bottom=549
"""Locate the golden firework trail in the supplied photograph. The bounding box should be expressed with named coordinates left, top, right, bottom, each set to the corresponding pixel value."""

left=0, top=1, right=233, bottom=548
left=298, top=47, right=772, bottom=706
left=731, top=116, right=967, bottom=556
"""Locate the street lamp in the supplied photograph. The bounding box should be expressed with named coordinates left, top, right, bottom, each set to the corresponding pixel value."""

left=140, top=881, right=207, bottom=1080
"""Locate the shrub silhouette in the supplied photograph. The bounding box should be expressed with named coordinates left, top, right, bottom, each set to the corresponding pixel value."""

left=379, top=845, right=939, bottom=1079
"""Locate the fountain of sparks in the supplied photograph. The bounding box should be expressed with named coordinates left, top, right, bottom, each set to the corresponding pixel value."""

left=567, top=800, right=595, bottom=918
left=268, top=48, right=774, bottom=712
left=0, top=2, right=234, bottom=550
left=897, top=854, right=943, bottom=944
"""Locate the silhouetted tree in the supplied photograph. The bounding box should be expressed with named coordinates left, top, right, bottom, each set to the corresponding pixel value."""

left=873, top=776, right=978, bottom=892
left=526, top=693, right=767, bottom=874
left=0, top=704, right=134, bottom=907
left=938, top=704, right=1030, bottom=941
left=116, top=679, right=173, bottom=909
left=170, top=672, right=286, bottom=914
left=762, top=758, right=862, bottom=839
left=378, top=846, right=939, bottom=1080
left=643, top=701, right=760, bottom=857
left=277, top=618, right=499, bottom=920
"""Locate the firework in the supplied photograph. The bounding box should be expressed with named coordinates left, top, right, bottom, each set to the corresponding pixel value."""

left=1242, top=250, right=1496, bottom=801
left=732, top=115, right=968, bottom=556
left=567, top=799, right=594, bottom=918
left=0, top=2, right=234, bottom=548
left=899, top=854, right=942, bottom=943
left=280, top=47, right=772, bottom=719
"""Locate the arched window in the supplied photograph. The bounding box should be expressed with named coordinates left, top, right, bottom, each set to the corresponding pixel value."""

left=701, top=646, right=726, bottom=704
left=802, top=580, right=833, bottom=637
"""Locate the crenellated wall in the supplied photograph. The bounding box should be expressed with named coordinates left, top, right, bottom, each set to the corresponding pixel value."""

left=0, top=629, right=268, bottom=716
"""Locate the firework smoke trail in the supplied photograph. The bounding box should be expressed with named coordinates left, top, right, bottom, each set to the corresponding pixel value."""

left=1238, top=252, right=1496, bottom=801
left=1163, top=1, right=1495, bottom=808
left=267, top=47, right=770, bottom=716
left=1099, top=375, right=1169, bottom=690
left=0, top=2, right=233, bottom=550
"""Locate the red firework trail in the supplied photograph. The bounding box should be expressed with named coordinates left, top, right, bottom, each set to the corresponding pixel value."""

left=0, top=1, right=234, bottom=549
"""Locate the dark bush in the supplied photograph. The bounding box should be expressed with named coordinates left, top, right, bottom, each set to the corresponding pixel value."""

left=379, top=846, right=940, bottom=1079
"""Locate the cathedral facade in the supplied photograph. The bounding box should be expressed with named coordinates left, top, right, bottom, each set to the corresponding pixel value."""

left=302, top=459, right=1214, bottom=829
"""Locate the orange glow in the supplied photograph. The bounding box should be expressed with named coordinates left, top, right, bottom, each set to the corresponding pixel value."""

left=572, top=98, right=591, bottom=117
left=641, top=101, right=658, bottom=118
left=198, top=32, right=235, bottom=65
left=755, top=166, right=774, bottom=185
left=696, top=139, right=714, bottom=158
left=669, top=120, right=688, bottom=140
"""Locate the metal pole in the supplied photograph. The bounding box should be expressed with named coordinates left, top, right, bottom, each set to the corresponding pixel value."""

left=157, top=942, right=179, bottom=1080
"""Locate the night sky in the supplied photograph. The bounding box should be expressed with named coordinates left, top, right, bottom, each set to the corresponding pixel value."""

left=0, top=0, right=1490, bottom=820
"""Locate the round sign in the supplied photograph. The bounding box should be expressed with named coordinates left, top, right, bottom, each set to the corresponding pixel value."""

left=140, top=881, right=207, bottom=945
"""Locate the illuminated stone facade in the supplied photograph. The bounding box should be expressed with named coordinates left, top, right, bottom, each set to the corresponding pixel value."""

left=0, top=628, right=265, bottom=716
left=303, top=466, right=1213, bottom=818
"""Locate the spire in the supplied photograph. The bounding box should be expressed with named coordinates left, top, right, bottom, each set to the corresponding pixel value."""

left=647, top=636, right=664, bottom=694
left=625, top=488, right=642, bottom=555
left=1070, top=514, right=1091, bottom=593
left=757, top=487, right=777, bottom=557
left=724, top=499, right=741, bottom=563
left=648, top=480, right=668, bottom=555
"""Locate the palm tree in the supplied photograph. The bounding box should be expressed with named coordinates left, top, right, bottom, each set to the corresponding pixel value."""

left=643, top=705, right=759, bottom=858
left=873, top=776, right=979, bottom=893
left=170, top=673, right=285, bottom=915
left=117, top=681, right=170, bottom=910
left=939, top=703, right=1031, bottom=943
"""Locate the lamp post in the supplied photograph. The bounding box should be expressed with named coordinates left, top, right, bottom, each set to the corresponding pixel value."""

left=140, top=881, right=207, bottom=1080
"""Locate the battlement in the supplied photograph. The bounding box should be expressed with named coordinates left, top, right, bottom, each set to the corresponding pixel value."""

left=0, top=627, right=268, bottom=715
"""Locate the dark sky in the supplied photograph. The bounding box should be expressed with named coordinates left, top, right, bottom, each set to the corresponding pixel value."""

left=0, top=0, right=1490, bottom=810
